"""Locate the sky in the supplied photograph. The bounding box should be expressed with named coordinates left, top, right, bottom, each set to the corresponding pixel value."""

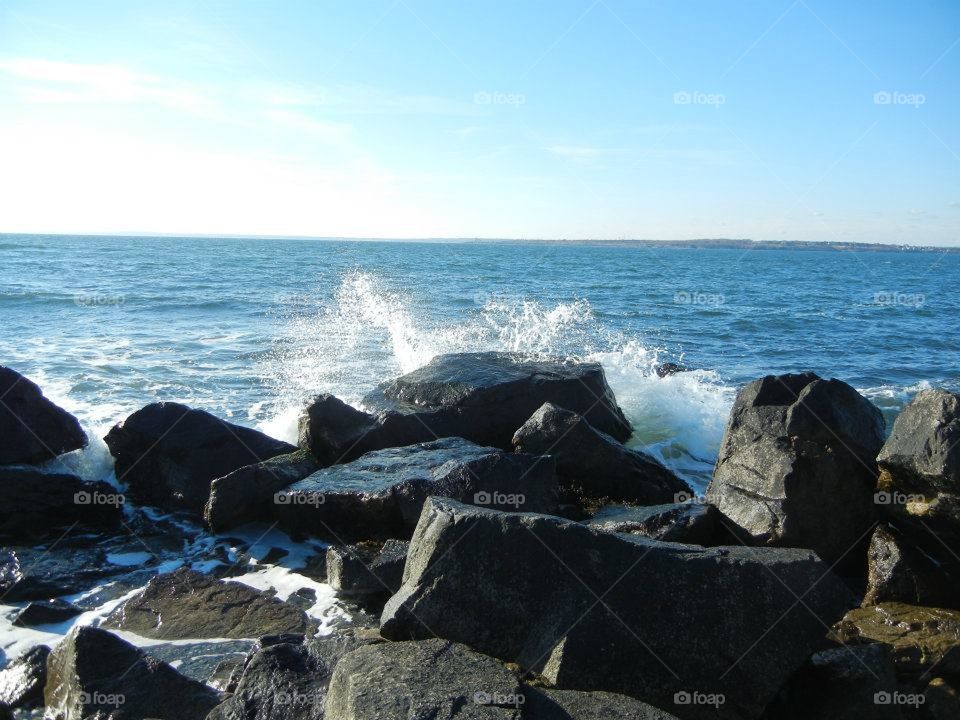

left=0, top=1, right=958, bottom=244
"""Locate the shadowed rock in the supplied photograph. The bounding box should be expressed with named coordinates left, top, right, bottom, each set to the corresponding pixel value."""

left=13, top=599, right=82, bottom=627
left=586, top=502, right=719, bottom=544
left=44, top=626, right=221, bottom=720
left=381, top=498, right=852, bottom=720
left=273, top=437, right=556, bottom=542
left=104, top=402, right=295, bottom=515
left=863, top=524, right=960, bottom=609
left=524, top=687, right=679, bottom=719
left=0, top=366, right=87, bottom=465
left=327, top=539, right=408, bottom=596
left=706, top=372, right=884, bottom=565
left=513, top=403, right=690, bottom=504
left=104, top=567, right=311, bottom=639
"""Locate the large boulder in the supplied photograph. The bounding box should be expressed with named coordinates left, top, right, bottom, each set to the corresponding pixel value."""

left=207, top=632, right=379, bottom=720
left=512, top=403, right=690, bottom=504
left=830, top=602, right=960, bottom=678
left=381, top=498, right=852, bottom=720
left=204, top=449, right=319, bottom=532
left=0, top=645, right=49, bottom=710
left=103, top=567, right=311, bottom=639
left=273, top=437, right=557, bottom=541
left=104, top=402, right=296, bottom=514
left=863, top=524, right=960, bottom=609
left=706, top=373, right=885, bottom=565
left=298, top=353, right=632, bottom=460
left=325, top=639, right=524, bottom=719
left=44, top=626, right=221, bottom=720
left=0, top=468, right=122, bottom=541
left=524, top=687, right=679, bottom=719
left=0, top=366, right=87, bottom=465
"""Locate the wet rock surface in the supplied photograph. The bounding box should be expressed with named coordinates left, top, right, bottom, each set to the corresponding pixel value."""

left=585, top=502, right=720, bottom=544
left=104, top=402, right=295, bottom=515
left=706, top=372, right=884, bottom=565
left=274, top=437, right=557, bottom=541
left=512, top=403, right=690, bottom=504
left=381, top=498, right=852, bottom=720
left=0, top=645, right=49, bottom=710
left=103, top=567, right=311, bottom=639
left=44, top=626, right=221, bottom=720
left=0, top=366, right=87, bottom=466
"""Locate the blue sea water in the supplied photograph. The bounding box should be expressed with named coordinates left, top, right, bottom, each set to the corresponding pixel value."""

left=2, top=234, right=958, bottom=489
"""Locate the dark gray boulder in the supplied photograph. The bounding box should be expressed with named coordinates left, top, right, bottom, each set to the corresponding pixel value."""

left=44, top=626, right=221, bottom=720
left=381, top=498, right=852, bottom=720
left=13, top=598, right=82, bottom=627
left=863, top=524, right=960, bottom=609
left=327, top=539, right=408, bottom=595
left=299, top=353, right=631, bottom=461
left=512, top=403, right=690, bottom=504
left=586, top=502, right=719, bottom=545
left=204, top=449, right=319, bottom=532
left=0, top=366, right=87, bottom=465
left=206, top=631, right=380, bottom=720
left=273, top=437, right=557, bottom=541
left=706, top=373, right=884, bottom=565
left=103, top=567, right=311, bottom=639
left=104, top=402, right=296, bottom=515
left=524, top=687, right=679, bottom=719
left=325, top=639, right=524, bottom=719
left=0, top=468, right=122, bottom=542
left=0, top=645, right=49, bottom=710
left=0, top=546, right=124, bottom=601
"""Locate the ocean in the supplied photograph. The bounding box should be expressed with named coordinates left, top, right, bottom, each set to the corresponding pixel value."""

left=2, top=234, right=958, bottom=491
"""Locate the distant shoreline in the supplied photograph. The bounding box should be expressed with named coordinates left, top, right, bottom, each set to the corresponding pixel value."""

left=2, top=233, right=957, bottom=253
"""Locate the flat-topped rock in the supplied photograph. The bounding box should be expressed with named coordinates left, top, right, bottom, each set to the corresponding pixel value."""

left=381, top=498, right=852, bottom=720
left=299, top=353, right=631, bottom=460
left=512, top=403, right=690, bottom=504
left=104, top=402, right=296, bottom=515
left=0, top=366, right=87, bottom=465
left=274, top=437, right=557, bottom=541
left=104, top=567, right=311, bottom=639
left=586, top=502, right=719, bottom=544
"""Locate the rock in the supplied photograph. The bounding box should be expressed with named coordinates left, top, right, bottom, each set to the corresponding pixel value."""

left=0, top=645, right=49, bottom=709
left=204, top=449, right=319, bottom=532
left=104, top=402, right=295, bottom=515
left=863, top=524, right=960, bottom=609
left=512, top=403, right=690, bottom=504
left=0, top=468, right=122, bottom=542
left=327, top=539, right=408, bottom=596
left=13, top=598, right=82, bottom=626
left=655, top=362, right=686, bottom=378
left=706, top=372, right=885, bottom=565
left=925, top=677, right=960, bottom=719
left=381, top=498, right=852, bottom=719
left=206, top=631, right=380, bottom=720
left=0, top=366, right=87, bottom=465
left=103, top=567, right=310, bottom=639
left=325, top=638, right=524, bottom=719
left=0, top=546, right=122, bottom=601
left=524, top=687, right=679, bottom=719
left=830, top=602, right=960, bottom=678
left=299, top=353, right=632, bottom=460
left=273, top=437, right=557, bottom=542
left=761, top=643, right=901, bottom=719
left=586, top=502, right=719, bottom=545
left=878, top=389, right=960, bottom=493
left=44, top=626, right=221, bottom=720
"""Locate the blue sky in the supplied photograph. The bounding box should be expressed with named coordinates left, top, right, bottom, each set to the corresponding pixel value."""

left=0, top=1, right=958, bottom=244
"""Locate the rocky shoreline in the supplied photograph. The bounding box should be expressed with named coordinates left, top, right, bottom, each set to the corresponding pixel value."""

left=1, top=354, right=958, bottom=718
